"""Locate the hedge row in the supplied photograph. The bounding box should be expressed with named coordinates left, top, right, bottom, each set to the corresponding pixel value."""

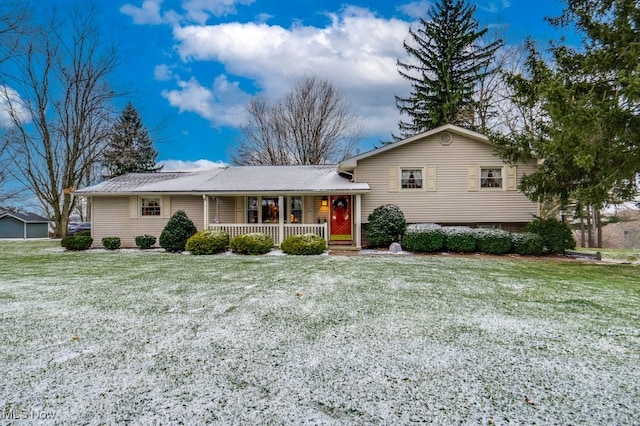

left=402, top=224, right=545, bottom=256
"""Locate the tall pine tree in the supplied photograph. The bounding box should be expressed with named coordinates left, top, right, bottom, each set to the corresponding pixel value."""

left=103, top=102, right=162, bottom=179
left=491, top=0, right=640, bottom=247
left=395, top=0, right=503, bottom=138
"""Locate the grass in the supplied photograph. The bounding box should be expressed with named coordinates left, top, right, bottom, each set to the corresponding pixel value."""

left=575, top=247, right=640, bottom=262
left=1, top=240, right=639, bottom=424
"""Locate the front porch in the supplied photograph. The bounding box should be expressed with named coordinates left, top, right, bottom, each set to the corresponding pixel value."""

left=202, top=193, right=363, bottom=248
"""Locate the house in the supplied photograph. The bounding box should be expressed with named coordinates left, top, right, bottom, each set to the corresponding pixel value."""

left=74, top=124, right=539, bottom=248
left=0, top=210, right=50, bottom=239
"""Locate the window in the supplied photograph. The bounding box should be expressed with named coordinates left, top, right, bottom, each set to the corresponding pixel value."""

left=246, top=196, right=303, bottom=223
left=480, top=168, right=503, bottom=188
left=401, top=168, right=423, bottom=189
left=247, top=196, right=258, bottom=223
left=141, top=197, right=161, bottom=216
left=288, top=196, right=302, bottom=223
left=261, top=197, right=279, bottom=223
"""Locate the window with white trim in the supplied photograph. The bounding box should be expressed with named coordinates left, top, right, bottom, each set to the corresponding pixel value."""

left=401, top=168, right=424, bottom=189
left=480, top=167, right=503, bottom=188
left=141, top=197, right=161, bottom=216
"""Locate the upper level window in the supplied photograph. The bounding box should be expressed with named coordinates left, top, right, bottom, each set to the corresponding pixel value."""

left=401, top=168, right=423, bottom=189
left=480, top=168, right=502, bottom=188
left=141, top=197, right=161, bottom=216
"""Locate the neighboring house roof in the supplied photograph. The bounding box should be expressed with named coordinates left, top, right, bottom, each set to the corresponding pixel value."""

left=74, top=164, right=370, bottom=195
left=0, top=210, right=49, bottom=223
left=338, top=124, right=491, bottom=171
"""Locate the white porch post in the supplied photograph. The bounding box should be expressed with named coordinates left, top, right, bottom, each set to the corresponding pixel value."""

left=203, top=195, right=209, bottom=230
left=278, top=195, right=284, bottom=245
left=355, top=194, right=362, bottom=248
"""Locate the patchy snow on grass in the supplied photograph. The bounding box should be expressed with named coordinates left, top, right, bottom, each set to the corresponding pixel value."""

left=0, top=241, right=638, bottom=424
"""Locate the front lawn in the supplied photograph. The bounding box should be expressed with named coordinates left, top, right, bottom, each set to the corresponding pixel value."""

left=1, top=240, right=638, bottom=423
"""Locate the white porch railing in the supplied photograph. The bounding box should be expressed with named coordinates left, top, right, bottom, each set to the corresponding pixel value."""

left=208, top=223, right=328, bottom=246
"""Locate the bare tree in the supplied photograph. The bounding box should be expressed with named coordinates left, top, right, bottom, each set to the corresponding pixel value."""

left=234, top=76, right=362, bottom=165
left=0, top=3, right=121, bottom=236
left=0, top=1, right=30, bottom=205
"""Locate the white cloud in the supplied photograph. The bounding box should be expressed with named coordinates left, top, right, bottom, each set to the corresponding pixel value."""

left=182, top=0, right=255, bottom=24
left=397, top=1, right=432, bottom=19
left=154, top=64, right=175, bottom=81
left=170, top=6, right=411, bottom=135
left=120, top=0, right=165, bottom=24
left=0, top=86, right=31, bottom=128
left=159, top=158, right=228, bottom=171
left=121, top=0, right=255, bottom=25
left=160, top=75, right=250, bottom=128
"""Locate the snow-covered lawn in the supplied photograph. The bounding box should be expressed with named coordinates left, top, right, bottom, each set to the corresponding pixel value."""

left=1, top=240, right=638, bottom=424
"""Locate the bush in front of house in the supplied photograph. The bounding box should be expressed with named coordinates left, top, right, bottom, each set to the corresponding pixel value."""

left=402, top=224, right=445, bottom=252
left=185, top=230, right=229, bottom=255
left=442, top=226, right=477, bottom=252
left=365, top=204, right=407, bottom=248
left=229, top=233, right=274, bottom=255
left=159, top=210, right=197, bottom=252
left=75, top=230, right=92, bottom=237
left=101, top=237, right=121, bottom=250
left=61, top=235, right=93, bottom=251
left=281, top=233, right=327, bottom=255
left=511, top=232, right=545, bottom=256
left=135, top=234, right=156, bottom=250
left=525, top=217, right=576, bottom=254
left=475, top=228, right=512, bottom=255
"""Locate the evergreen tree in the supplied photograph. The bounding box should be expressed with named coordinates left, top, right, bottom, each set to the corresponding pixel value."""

left=395, top=0, right=503, bottom=138
left=491, top=0, right=640, bottom=247
left=103, top=102, right=161, bottom=179
left=495, top=0, right=640, bottom=207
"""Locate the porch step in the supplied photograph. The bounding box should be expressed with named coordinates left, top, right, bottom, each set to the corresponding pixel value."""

left=328, top=245, right=361, bottom=251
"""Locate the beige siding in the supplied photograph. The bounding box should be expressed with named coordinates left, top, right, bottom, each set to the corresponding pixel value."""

left=215, top=197, right=236, bottom=223
left=354, top=133, right=539, bottom=224
left=91, top=195, right=204, bottom=248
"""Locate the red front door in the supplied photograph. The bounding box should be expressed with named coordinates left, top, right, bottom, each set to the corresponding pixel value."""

left=329, top=195, right=352, bottom=242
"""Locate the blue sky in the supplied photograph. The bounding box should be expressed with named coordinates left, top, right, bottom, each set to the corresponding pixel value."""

left=96, top=0, right=576, bottom=169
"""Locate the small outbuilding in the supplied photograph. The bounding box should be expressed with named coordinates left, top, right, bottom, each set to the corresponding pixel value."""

left=0, top=211, right=50, bottom=239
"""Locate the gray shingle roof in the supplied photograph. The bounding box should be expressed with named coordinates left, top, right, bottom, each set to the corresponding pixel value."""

left=0, top=210, right=49, bottom=223
left=74, top=165, right=369, bottom=195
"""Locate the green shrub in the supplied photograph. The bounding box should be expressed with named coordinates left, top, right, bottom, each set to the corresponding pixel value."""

left=135, top=234, right=156, bottom=250
left=185, top=230, right=229, bottom=255
left=61, top=235, right=93, bottom=251
left=525, top=217, right=576, bottom=254
left=101, top=237, right=121, bottom=250
left=229, top=233, right=274, bottom=255
left=443, top=227, right=477, bottom=252
left=511, top=232, right=544, bottom=256
left=475, top=229, right=512, bottom=255
left=159, top=210, right=197, bottom=252
left=402, top=224, right=445, bottom=252
left=281, top=233, right=327, bottom=255
left=75, top=230, right=91, bottom=237
left=365, top=204, right=407, bottom=248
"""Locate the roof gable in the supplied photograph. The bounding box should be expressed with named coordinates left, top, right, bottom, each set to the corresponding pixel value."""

left=339, top=124, right=489, bottom=171
left=0, top=210, right=49, bottom=223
